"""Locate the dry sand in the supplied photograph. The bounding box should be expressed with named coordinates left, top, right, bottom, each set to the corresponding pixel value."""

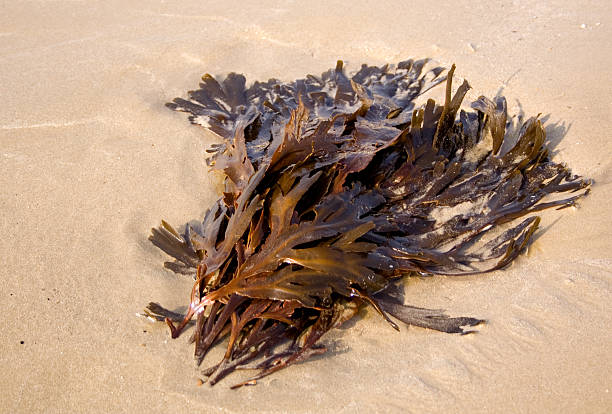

left=1, top=1, right=610, bottom=413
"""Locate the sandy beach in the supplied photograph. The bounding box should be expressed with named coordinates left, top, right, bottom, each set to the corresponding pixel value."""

left=1, top=1, right=610, bottom=412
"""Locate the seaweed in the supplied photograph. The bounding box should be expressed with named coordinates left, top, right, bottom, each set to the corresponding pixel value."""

left=145, top=59, right=590, bottom=388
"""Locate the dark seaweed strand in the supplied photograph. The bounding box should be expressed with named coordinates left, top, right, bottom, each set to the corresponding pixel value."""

left=146, top=60, right=590, bottom=388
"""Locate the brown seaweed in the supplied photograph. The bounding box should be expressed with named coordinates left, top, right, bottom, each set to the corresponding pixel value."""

left=146, top=59, right=590, bottom=388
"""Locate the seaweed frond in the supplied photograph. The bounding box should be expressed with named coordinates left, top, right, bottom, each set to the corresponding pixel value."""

left=148, top=60, right=590, bottom=388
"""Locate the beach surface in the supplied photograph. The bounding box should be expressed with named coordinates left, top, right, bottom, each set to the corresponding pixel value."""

left=1, top=1, right=610, bottom=412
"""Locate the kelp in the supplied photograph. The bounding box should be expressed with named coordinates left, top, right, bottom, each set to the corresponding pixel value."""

left=145, top=59, right=590, bottom=388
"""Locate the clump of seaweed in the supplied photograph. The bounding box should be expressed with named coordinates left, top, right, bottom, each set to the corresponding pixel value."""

left=145, top=59, right=590, bottom=388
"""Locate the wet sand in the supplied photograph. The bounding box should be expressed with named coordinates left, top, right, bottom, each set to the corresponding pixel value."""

left=1, top=1, right=610, bottom=412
